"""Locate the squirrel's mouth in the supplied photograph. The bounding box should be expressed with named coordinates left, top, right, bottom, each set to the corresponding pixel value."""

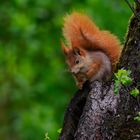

left=71, top=67, right=87, bottom=75
left=71, top=67, right=80, bottom=74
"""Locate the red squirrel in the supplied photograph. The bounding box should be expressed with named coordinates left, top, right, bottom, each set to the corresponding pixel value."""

left=61, top=12, right=122, bottom=89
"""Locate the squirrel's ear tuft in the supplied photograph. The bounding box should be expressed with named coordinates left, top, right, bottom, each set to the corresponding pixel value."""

left=73, top=47, right=80, bottom=55
left=73, top=47, right=85, bottom=56
left=61, top=40, right=69, bottom=55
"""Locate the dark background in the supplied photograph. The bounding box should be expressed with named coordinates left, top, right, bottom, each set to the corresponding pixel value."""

left=0, top=0, right=132, bottom=139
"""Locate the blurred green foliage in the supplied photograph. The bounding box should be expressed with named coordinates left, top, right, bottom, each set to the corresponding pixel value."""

left=0, top=0, right=131, bottom=140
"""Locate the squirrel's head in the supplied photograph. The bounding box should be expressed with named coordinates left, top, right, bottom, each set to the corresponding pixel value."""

left=61, top=41, right=90, bottom=74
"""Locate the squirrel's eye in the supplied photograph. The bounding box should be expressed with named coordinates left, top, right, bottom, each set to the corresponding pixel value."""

left=75, top=60, right=79, bottom=64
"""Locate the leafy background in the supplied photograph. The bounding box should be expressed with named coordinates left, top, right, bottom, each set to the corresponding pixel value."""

left=0, top=0, right=132, bottom=140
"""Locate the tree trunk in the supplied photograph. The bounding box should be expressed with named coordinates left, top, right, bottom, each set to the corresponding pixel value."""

left=59, top=1, right=140, bottom=140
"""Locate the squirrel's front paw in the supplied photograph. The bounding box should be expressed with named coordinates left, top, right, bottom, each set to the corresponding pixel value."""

left=76, top=82, right=83, bottom=89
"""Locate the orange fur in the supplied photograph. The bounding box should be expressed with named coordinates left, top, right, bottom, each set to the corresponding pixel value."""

left=62, top=12, right=122, bottom=70
left=61, top=12, right=122, bottom=89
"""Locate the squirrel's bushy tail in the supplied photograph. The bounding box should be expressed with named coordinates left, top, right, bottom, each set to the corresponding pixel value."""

left=62, top=12, right=122, bottom=69
left=63, top=12, right=99, bottom=48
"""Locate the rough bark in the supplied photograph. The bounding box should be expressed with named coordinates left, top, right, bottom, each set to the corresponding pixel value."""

left=59, top=1, right=140, bottom=140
